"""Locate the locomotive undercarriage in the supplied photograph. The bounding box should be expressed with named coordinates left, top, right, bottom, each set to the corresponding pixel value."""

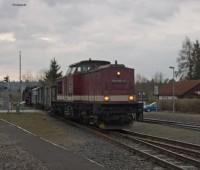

left=51, top=101, right=143, bottom=129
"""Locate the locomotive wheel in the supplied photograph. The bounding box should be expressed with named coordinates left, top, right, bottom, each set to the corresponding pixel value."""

left=97, top=121, right=106, bottom=129
left=136, top=112, right=143, bottom=121
left=64, top=105, right=73, bottom=118
left=48, top=110, right=55, bottom=117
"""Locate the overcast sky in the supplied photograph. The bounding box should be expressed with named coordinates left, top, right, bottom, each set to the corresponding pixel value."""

left=1, top=0, right=200, bottom=81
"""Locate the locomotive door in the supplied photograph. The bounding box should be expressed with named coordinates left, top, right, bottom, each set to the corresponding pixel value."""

left=67, top=75, right=73, bottom=101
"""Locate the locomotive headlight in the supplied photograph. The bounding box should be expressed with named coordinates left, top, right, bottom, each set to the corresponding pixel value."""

left=104, top=96, right=110, bottom=101
left=117, top=71, right=121, bottom=76
left=129, top=95, right=135, bottom=101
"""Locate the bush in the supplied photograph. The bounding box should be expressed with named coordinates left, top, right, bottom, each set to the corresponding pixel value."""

left=159, top=99, right=200, bottom=113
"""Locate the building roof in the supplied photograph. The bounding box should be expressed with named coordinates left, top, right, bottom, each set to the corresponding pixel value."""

left=159, top=80, right=200, bottom=96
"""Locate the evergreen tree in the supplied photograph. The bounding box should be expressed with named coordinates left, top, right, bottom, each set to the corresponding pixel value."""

left=177, top=37, right=194, bottom=80
left=45, top=58, right=62, bottom=85
left=192, top=40, right=200, bottom=79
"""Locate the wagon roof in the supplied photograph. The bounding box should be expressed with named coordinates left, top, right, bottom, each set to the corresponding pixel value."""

left=32, top=87, right=40, bottom=91
left=69, top=59, right=110, bottom=67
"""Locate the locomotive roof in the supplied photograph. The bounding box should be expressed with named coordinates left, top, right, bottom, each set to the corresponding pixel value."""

left=69, top=59, right=110, bottom=67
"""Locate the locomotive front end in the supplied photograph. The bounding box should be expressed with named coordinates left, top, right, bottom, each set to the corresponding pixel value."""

left=88, top=63, right=143, bottom=129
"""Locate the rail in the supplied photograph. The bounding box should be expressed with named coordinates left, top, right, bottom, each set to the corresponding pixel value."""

left=143, top=118, right=200, bottom=131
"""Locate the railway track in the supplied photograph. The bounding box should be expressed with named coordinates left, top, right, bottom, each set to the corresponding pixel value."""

left=143, top=118, right=200, bottom=132
left=115, top=129, right=200, bottom=170
left=57, top=116, right=200, bottom=170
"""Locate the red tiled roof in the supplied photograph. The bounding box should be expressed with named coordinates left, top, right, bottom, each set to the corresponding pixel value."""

left=159, top=80, right=200, bottom=96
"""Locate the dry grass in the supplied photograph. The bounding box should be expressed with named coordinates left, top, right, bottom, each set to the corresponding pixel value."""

left=132, top=122, right=200, bottom=145
left=0, top=112, right=88, bottom=149
left=0, top=113, right=68, bottom=137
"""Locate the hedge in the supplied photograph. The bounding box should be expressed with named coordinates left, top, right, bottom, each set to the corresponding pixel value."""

left=159, top=99, right=200, bottom=113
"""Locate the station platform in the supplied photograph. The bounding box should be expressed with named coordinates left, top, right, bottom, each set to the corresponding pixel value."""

left=0, top=119, right=105, bottom=170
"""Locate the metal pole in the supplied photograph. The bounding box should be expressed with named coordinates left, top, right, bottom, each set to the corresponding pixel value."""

left=169, top=66, right=175, bottom=113
left=19, top=51, right=22, bottom=112
left=172, top=68, right=175, bottom=112
left=7, top=77, right=9, bottom=113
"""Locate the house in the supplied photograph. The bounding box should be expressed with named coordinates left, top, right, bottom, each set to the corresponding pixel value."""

left=159, top=80, right=200, bottom=100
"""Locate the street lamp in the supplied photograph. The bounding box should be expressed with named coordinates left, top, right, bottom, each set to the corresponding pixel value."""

left=169, top=66, right=175, bottom=112
left=19, top=51, right=22, bottom=102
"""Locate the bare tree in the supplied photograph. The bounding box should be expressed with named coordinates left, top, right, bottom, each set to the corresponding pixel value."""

left=22, top=71, right=34, bottom=82
left=35, top=69, right=46, bottom=82
left=136, top=74, right=148, bottom=83
left=177, top=37, right=194, bottom=80
left=153, top=72, right=164, bottom=84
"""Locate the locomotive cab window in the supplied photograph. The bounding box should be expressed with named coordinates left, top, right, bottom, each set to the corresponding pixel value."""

left=82, top=66, right=90, bottom=72
left=74, top=65, right=91, bottom=73
left=76, top=66, right=81, bottom=72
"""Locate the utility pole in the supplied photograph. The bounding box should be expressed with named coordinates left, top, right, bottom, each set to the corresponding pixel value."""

left=4, top=76, right=10, bottom=112
left=18, top=51, right=22, bottom=113
left=169, top=66, right=175, bottom=112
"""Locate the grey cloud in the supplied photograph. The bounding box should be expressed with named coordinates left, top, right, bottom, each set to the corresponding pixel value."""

left=0, top=0, right=200, bottom=80
left=0, top=0, right=29, bottom=18
left=43, top=0, right=96, bottom=6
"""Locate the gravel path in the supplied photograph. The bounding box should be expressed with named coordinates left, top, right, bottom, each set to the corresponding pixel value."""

left=0, top=133, right=48, bottom=170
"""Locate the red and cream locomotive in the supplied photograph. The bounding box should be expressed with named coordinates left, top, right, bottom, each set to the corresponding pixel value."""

left=51, top=59, right=143, bottom=128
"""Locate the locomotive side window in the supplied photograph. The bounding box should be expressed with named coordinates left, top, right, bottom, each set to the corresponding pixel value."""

left=71, top=67, right=76, bottom=74
left=66, top=67, right=71, bottom=75
left=66, top=67, right=77, bottom=75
